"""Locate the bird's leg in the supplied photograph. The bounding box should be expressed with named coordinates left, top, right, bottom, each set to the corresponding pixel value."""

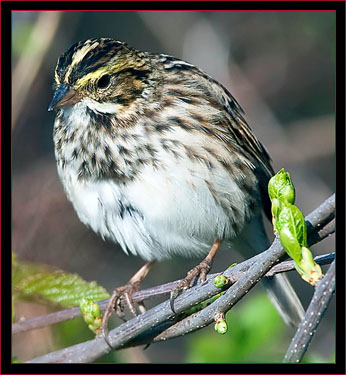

left=170, top=238, right=222, bottom=312
left=101, top=260, right=155, bottom=349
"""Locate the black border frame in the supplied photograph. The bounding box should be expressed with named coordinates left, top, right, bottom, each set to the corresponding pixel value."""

left=2, top=1, right=344, bottom=374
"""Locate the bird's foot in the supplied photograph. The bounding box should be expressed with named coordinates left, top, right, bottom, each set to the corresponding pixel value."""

left=169, top=239, right=222, bottom=313
left=170, top=259, right=212, bottom=313
left=101, top=261, right=155, bottom=350
left=101, top=281, right=143, bottom=349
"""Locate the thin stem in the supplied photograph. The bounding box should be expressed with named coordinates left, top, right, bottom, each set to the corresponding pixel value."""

left=13, top=242, right=334, bottom=335
left=283, top=260, right=335, bottom=363
left=265, top=252, right=334, bottom=277
left=12, top=249, right=335, bottom=335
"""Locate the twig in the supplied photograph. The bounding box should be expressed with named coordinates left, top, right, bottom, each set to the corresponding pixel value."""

left=266, top=252, right=335, bottom=277
left=13, top=205, right=335, bottom=336
left=94, top=252, right=335, bottom=348
left=26, top=240, right=285, bottom=363
left=14, top=193, right=335, bottom=335
left=24, top=194, right=334, bottom=363
left=12, top=282, right=177, bottom=335
left=151, top=238, right=285, bottom=342
left=305, top=196, right=335, bottom=236
left=102, top=251, right=335, bottom=348
left=307, top=218, right=335, bottom=246
left=283, top=260, right=335, bottom=363
left=151, top=252, right=336, bottom=344
left=13, top=251, right=335, bottom=335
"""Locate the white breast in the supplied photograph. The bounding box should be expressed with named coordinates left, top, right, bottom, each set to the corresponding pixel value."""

left=57, top=144, right=249, bottom=261
left=55, top=103, right=254, bottom=261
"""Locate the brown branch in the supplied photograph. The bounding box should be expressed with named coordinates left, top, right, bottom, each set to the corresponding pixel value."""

left=14, top=192, right=335, bottom=335
left=283, top=260, right=335, bottom=363
left=24, top=194, right=334, bottom=363
left=12, top=252, right=335, bottom=335
left=265, top=252, right=334, bottom=277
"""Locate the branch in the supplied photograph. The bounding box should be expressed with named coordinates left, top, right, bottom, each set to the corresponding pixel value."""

left=265, top=252, right=334, bottom=277
left=94, top=252, right=335, bottom=348
left=283, top=260, right=335, bottom=363
left=24, top=194, right=334, bottom=363
left=14, top=192, right=335, bottom=335
left=13, top=252, right=335, bottom=335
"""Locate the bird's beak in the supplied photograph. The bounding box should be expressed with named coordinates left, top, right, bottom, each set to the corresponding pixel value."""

left=48, top=83, right=82, bottom=111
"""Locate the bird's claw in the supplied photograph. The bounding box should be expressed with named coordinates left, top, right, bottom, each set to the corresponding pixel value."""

left=101, top=282, right=141, bottom=349
left=170, top=260, right=211, bottom=313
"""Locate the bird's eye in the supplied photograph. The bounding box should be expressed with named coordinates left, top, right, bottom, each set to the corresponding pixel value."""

left=97, top=74, right=111, bottom=89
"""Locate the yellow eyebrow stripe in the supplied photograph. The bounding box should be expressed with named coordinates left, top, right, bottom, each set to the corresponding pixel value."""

left=75, top=67, right=109, bottom=87
left=74, top=60, right=130, bottom=88
left=64, top=40, right=100, bottom=82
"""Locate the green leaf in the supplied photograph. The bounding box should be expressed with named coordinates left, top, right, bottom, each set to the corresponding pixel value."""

left=16, top=271, right=109, bottom=308
left=276, top=203, right=307, bottom=262
left=13, top=256, right=109, bottom=308
left=277, top=227, right=302, bottom=262
left=271, top=198, right=281, bottom=218
left=13, top=256, right=55, bottom=287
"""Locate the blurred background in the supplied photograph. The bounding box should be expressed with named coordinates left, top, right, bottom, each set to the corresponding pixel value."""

left=12, top=11, right=335, bottom=363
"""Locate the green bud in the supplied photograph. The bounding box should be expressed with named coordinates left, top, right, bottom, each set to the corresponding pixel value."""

left=82, top=313, right=95, bottom=325
left=268, top=169, right=323, bottom=287
left=268, top=168, right=295, bottom=204
left=80, top=298, right=102, bottom=334
left=214, top=317, right=228, bottom=334
left=271, top=198, right=281, bottom=232
left=213, top=275, right=229, bottom=288
left=301, top=246, right=314, bottom=264
left=271, top=198, right=281, bottom=219
left=277, top=227, right=302, bottom=263
left=80, top=297, right=90, bottom=311
left=88, top=316, right=102, bottom=334
left=80, top=298, right=101, bottom=318
left=299, top=247, right=323, bottom=286
left=276, top=203, right=307, bottom=262
left=293, top=247, right=323, bottom=286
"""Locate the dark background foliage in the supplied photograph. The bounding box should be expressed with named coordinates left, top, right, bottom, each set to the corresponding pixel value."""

left=12, top=10, right=335, bottom=363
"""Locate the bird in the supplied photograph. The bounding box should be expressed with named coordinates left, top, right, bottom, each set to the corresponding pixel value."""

left=48, top=37, right=304, bottom=345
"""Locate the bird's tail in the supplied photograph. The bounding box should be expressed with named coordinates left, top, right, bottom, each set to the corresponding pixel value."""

left=234, top=214, right=305, bottom=328
left=262, top=273, right=305, bottom=328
